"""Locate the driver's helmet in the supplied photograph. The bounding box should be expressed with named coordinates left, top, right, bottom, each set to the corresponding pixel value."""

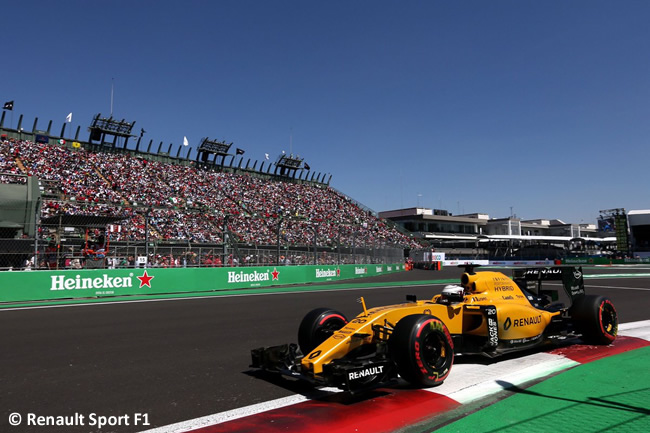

left=440, top=284, right=465, bottom=303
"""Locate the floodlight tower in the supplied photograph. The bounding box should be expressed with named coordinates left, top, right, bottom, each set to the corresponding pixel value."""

left=196, top=138, right=234, bottom=167
left=274, top=153, right=304, bottom=178
left=87, top=113, right=136, bottom=149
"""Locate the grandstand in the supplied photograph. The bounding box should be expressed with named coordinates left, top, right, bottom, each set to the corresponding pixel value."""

left=0, top=113, right=419, bottom=270
left=8, top=108, right=634, bottom=272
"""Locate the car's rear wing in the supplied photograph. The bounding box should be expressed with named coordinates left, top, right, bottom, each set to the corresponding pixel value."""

left=512, top=266, right=586, bottom=302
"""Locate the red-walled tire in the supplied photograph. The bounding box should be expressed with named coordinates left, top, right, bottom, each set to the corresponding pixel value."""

left=389, top=314, right=454, bottom=387
left=298, top=308, right=348, bottom=355
left=570, top=295, right=618, bottom=345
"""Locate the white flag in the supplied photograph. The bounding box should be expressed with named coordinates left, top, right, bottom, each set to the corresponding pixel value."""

left=66, top=112, right=72, bottom=123
left=183, top=136, right=189, bottom=146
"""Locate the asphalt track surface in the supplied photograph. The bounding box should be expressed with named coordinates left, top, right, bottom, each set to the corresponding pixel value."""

left=1, top=266, right=649, bottom=433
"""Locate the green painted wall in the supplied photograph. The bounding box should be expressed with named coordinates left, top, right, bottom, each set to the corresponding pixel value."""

left=0, top=264, right=405, bottom=302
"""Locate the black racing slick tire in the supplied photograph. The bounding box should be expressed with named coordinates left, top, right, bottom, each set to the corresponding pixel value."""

left=389, top=314, right=454, bottom=387
left=298, top=308, right=348, bottom=355
left=570, top=295, right=618, bottom=345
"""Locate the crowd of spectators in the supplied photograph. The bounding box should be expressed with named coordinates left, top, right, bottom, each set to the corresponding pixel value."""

left=1, top=138, right=421, bottom=249
left=0, top=140, right=27, bottom=184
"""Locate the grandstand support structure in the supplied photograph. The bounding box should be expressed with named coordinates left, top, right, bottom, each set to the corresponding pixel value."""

left=306, top=224, right=318, bottom=265
left=144, top=207, right=151, bottom=267
left=276, top=217, right=283, bottom=266
left=351, top=230, right=360, bottom=264
left=222, top=214, right=235, bottom=265
left=60, top=122, right=81, bottom=142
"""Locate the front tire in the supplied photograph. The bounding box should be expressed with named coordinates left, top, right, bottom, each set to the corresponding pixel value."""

left=570, top=295, right=618, bottom=345
left=298, top=308, right=348, bottom=355
left=389, top=314, right=454, bottom=387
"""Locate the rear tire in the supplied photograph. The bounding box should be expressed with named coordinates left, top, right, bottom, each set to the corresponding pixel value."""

left=298, top=308, right=348, bottom=355
left=389, top=314, right=454, bottom=387
left=570, top=295, right=618, bottom=345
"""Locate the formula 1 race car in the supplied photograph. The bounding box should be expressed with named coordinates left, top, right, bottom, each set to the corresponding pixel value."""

left=250, top=266, right=618, bottom=393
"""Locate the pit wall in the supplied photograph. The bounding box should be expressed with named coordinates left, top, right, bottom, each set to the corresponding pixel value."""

left=0, top=264, right=406, bottom=303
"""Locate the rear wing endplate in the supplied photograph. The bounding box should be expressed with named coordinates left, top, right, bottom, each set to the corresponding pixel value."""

left=512, top=266, right=586, bottom=301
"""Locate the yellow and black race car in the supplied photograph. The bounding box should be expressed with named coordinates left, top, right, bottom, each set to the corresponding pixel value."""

left=251, top=265, right=618, bottom=393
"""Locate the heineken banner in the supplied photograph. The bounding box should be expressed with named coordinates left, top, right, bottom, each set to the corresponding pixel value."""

left=561, top=257, right=650, bottom=265
left=0, top=264, right=405, bottom=303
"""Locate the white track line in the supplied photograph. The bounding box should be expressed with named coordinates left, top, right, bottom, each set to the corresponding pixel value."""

left=430, top=353, right=579, bottom=404
left=139, top=388, right=341, bottom=433
left=619, top=319, right=650, bottom=340
left=584, top=284, right=650, bottom=291
left=544, top=282, right=650, bottom=291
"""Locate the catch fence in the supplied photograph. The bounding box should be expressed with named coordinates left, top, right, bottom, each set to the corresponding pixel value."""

left=0, top=238, right=405, bottom=271
left=0, top=201, right=406, bottom=271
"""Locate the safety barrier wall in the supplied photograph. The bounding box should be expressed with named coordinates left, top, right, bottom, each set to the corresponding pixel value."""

left=444, top=258, right=650, bottom=267
left=0, top=263, right=406, bottom=303
left=561, top=257, right=650, bottom=265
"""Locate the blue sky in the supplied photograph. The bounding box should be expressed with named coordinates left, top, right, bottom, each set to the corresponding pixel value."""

left=2, top=1, right=649, bottom=224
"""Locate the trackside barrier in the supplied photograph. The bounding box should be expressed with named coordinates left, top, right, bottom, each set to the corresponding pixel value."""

left=489, top=260, right=554, bottom=266
left=446, top=259, right=650, bottom=267
left=0, top=263, right=405, bottom=303
left=443, top=260, right=490, bottom=267
left=561, top=257, right=650, bottom=265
